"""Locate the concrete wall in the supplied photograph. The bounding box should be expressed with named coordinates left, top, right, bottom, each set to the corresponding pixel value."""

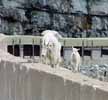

left=0, top=50, right=108, bottom=100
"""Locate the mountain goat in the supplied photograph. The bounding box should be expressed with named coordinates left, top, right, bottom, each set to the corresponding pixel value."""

left=41, top=30, right=62, bottom=68
left=70, top=47, right=81, bottom=72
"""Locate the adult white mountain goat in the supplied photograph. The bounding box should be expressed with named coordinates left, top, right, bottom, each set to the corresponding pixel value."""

left=41, top=30, right=62, bottom=68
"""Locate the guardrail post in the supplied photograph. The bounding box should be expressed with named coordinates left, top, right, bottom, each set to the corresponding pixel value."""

left=40, top=38, right=42, bottom=58
left=101, top=46, right=103, bottom=57
left=82, top=40, right=84, bottom=62
left=19, top=38, right=24, bottom=58
left=32, top=38, right=35, bottom=60
left=12, top=39, right=15, bottom=56
left=90, top=40, right=93, bottom=60
left=63, top=40, right=66, bottom=59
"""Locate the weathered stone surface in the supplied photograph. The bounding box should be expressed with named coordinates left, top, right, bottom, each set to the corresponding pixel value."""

left=1, top=50, right=108, bottom=100
left=0, top=0, right=108, bottom=36
left=80, top=84, right=95, bottom=100
left=31, top=11, right=51, bottom=28
left=5, top=61, right=16, bottom=100
left=0, top=61, right=6, bottom=100
left=65, top=80, right=80, bottom=100
left=70, top=0, right=87, bottom=13
left=90, top=0, right=108, bottom=14
left=92, top=16, right=102, bottom=30
left=52, top=14, right=67, bottom=30
left=28, top=69, right=43, bottom=100
left=41, top=72, right=65, bottom=100
left=95, top=87, right=108, bottom=100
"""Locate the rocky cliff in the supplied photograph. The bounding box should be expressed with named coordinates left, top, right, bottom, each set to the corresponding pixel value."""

left=0, top=0, right=108, bottom=37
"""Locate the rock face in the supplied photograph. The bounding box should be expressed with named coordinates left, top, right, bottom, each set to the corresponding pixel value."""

left=80, top=64, right=108, bottom=81
left=0, top=0, right=108, bottom=37
left=0, top=0, right=27, bottom=35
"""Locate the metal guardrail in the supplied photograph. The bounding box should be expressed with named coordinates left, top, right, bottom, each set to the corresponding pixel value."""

left=1, top=35, right=108, bottom=62
left=1, top=35, right=108, bottom=47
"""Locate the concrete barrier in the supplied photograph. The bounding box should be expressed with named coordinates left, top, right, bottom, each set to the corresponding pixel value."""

left=65, top=80, right=80, bottom=100
left=29, top=69, right=43, bottom=100
left=80, top=83, right=95, bottom=100
left=0, top=50, right=108, bottom=100
left=95, top=87, right=108, bottom=100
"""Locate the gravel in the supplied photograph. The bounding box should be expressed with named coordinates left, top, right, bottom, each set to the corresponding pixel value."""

left=21, top=55, right=108, bottom=82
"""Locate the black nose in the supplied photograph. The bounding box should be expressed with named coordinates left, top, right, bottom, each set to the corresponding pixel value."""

left=42, top=55, right=45, bottom=57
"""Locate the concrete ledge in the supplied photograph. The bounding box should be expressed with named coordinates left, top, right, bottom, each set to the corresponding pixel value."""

left=95, top=88, right=108, bottom=100
left=80, top=83, right=95, bottom=100
left=0, top=50, right=108, bottom=100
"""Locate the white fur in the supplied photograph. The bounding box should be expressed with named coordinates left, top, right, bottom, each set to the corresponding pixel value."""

left=70, top=47, right=81, bottom=72
left=41, top=30, right=62, bottom=39
left=41, top=30, right=62, bottom=68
